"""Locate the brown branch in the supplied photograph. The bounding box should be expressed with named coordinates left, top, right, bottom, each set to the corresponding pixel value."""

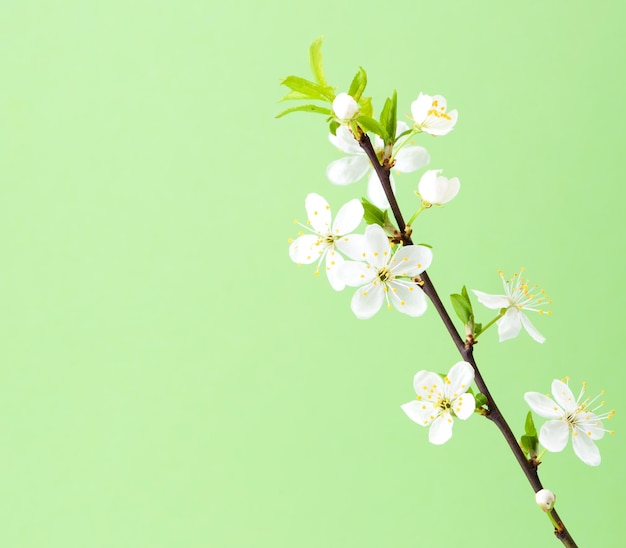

left=358, top=133, right=577, bottom=547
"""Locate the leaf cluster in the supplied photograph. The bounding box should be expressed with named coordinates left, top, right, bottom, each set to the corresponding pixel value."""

left=277, top=38, right=398, bottom=142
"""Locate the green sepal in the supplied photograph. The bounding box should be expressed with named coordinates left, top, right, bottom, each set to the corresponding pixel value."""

left=280, top=76, right=334, bottom=102
left=275, top=104, right=332, bottom=119
left=329, top=120, right=340, bottom=136
left=356, top=115, right=389, bottom=142
left=348, top=67, right=367, bottom=102
left=308, top=37, right=327, bottom=86
left=379, top=91, right=398, bottom=144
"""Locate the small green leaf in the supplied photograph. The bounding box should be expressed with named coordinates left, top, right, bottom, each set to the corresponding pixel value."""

left=359, top=96, right=373, bottom=118
left=450, top=293, right=472, bottom=324
left=356, top=115, right=388, bottom=142
left=348, top=67, right=367, bottom=102
left=279, top=90, right=311, bottom=102
left=525, top=411, right=538, bottom=437
left=474, top=323, right=483, bottom=336
left=475, top=393, right=488, bottom=408
left=309, top=37, right=327, bottom=86
left=521, top=434, right=539, bottom=457
left=329, top=120, right=340, bottom=136
left=276, top=104, right=332, bottom=119
left=361, top=197, right=386, bottom=227
left=379, top=91, right=397, bottom=144
left=280, top=76, right=334, bottom=101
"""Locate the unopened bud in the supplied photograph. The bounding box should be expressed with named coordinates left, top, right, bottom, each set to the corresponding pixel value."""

left=535, top=489, right=556, bottom=512
left=332, top=93, right=359, bottom=121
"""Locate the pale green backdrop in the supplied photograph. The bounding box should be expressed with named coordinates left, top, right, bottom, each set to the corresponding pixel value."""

left=1, top=1, right=624, bottom=547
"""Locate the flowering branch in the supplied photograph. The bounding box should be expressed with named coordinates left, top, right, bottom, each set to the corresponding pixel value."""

left=281, top=39, right=612, bottom=547
left=358, top=134, right=578, bottom=547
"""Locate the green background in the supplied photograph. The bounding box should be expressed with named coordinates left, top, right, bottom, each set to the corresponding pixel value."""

left=1, top=1, right=624, bottom=546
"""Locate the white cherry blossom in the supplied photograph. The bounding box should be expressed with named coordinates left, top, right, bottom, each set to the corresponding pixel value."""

left=338, top=224, right=432, bottom=319
left=473, top=268, right=551, bottom=343
left=401, top=361, right=476, bottom=445
left=289, top=193, right=366, bottom=291
left=535, top=489, right=556, bottom=512
left=326, top=121, right=430, bottom=209
left=410, top=93, right=458, bottom=136
left=418, top=169, right=460, bottom=206
left=524, top=378, right=615, bottom=466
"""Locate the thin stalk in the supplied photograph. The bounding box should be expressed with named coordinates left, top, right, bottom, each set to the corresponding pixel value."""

left=358, top=133, right=577, bottom=547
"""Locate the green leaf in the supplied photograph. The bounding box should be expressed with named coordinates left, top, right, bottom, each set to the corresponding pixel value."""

left=524, top=411, right=538, bottom=437
left=520, top=434, right=539, bottom=457
left=309, top=37, right=327, bottom=86
left=329, top=120, right=340, bottom=136
left=474, top=322, right=483, bottom=336
left=348, top=67, right=367, bottom=102
left=280, top=76, right=334, bottom=101
left=276, top=104, right=332, bottom=119
left=475, top=393, right=488, bottom=408
left=379, top=91, right=397, bottom=144
left=279, top=90, right=311, bottom=102
left=356, top=115, right=388, bottom=142
left=450, top=293, right=472, bottom=324
left=361, top=197, right=387, bottom=227
left=359, top=96, right=373, bottom=118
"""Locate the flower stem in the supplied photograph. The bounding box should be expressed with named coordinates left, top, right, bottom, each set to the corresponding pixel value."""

left=390, top=128, right=420, bottom=162
left=475, top=312, right=504, bottom=340
left=406, top=205, right=425, bottom=227
left=358, top=133, right=578, bottom=548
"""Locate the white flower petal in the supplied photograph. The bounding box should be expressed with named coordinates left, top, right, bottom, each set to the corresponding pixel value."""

left=389, top=282, right=428, bottom=317
left=401, top=400, right=433, bottom=426
left=471, top=290, right=509, bottom=310
left=453, top=392, right=475, bottom=420
left=413, top=370, right=444, bottom=401
left=389, top=245, right=432, bottom=277
left=539, top=420, right=570, bottom=452
left=335, top=233, right=366, bottom=261
left=446, top=361, right=474, bottom=399
left=364, top=224, right=391, bottom=269
left=524, top=392, right=563, bottom=419
left=424, top=109, right=458, bottom=136
left=520, top=313, right=546, bottom=343
left=326, top=156, right=370, bottom=185
left=366, top=170, right=393, bottom=209
left=572, top=430, right=601, bottom=466
left=393, top=145, right=430, bottom=174
left=578, top=412, right=605, bottom=440
left=410, top=93, right=432, bottom=124
left=289, top=234, right=323, bottom=264
left=332, top=199, right=363, bottom=235
left=497, top=307, right=522, bottom=342
left=324, top=251, right=345, bottom=291
left=419, top=170, right=460, bottom=205
left=429, top=414, right=454, bottom=445
left=338, top=261, right=374, bottom=287
left=328, top=125, right=362, bottom=154
left=551, top=380, right=577, bottom=413
left=305, top=193, right=332, bottom=234
left=350, top=282, right=384, bottom=319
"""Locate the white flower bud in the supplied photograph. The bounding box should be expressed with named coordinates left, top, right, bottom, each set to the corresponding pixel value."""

left=535, top=489, right=556, bottom=512
left=418, top=169, right=460, bottom=206
left=332, top=93, right=359, bottom=121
